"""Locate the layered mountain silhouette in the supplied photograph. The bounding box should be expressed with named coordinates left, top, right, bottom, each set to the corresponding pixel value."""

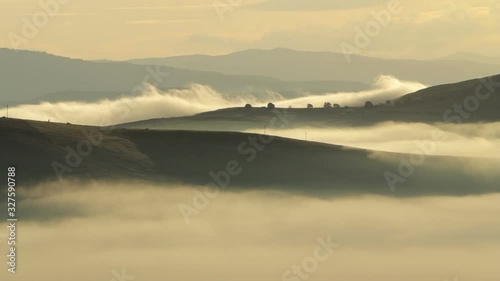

left=0, top=48, right=366, bottom=104
left=439, top=52, right=500, bottom=65
left=128, top=48, right=500, bottom=84
left=3, top=48, right=499, bottom=107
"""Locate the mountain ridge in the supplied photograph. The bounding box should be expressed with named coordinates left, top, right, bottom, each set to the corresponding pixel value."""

left=127, top=48, right=500, bottom=84
left=0, top=48, right=366, bottom=103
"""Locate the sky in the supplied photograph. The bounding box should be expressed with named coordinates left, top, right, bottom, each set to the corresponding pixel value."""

left=0, top=0, right=499, bottom=60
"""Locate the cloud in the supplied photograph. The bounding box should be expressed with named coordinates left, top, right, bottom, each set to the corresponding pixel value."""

left=9, top=13, right=98, bottom=16
left=248, top=0, right=389, bottom=11
left=184, top=1, right=500, bottom=59
left=274, top=75, right=426, bottom=108
left=8, top=84, right=260, bottom=125
left=126, top=19, right=201, bottom=24
left=7, top=76, right=423, bottom=125
left=113, top=5, right=212, bottom=10
left=245, top=122, right=500, bottom=158
left=1, top=181, right=500, bottom=281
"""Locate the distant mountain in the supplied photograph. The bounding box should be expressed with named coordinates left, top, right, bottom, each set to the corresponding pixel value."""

left=127, top=48, right=500, bottom=85
left=439, top=52, right=500, bottom=65
left=0, top=48, right=367, bottom=103
left=2, top=117, right=499, bottom=197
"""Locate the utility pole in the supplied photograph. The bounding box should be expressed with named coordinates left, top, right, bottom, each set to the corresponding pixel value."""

left=6, top=105, right=8, bottom=118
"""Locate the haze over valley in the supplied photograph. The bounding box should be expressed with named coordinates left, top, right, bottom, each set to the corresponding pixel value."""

left=1, top=0, right=500, bottom=280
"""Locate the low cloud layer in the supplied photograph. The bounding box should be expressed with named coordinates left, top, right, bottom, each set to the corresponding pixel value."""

left=248, top=0, right=389, bottom=11
left=8, top=85, right=249, bottom=126
left=0, top=181, right=499, bottom=281
left=6, top=76, right=424, bottom=126
left=274, top=75, right=426, bottom=108
left=246, top=122, right=500, bottom=158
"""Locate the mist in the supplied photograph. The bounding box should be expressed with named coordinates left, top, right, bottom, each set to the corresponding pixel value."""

left=6, top=76, right=425, bottom=126
left=7, top=84, right=249, bottom=126
left=1, top=180, right=499, bottom=281
left=246, top=122, right=500, bottom=158
left=274, top=75, right=426, bottom=108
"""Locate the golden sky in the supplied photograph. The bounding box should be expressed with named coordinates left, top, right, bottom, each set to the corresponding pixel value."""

left=0, top=0, right=499, bottom=59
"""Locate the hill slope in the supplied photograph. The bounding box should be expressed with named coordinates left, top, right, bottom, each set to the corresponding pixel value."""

left=1, top=118, right=499, bottom=197
left=119, top=74, right=500, bottom=130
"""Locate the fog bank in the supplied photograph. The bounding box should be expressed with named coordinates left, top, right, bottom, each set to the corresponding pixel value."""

left=6, top=76, right=425, bottom=125
left=0, top=181, right=498, bottom=281
left=246, top=122, right=500, bottom=158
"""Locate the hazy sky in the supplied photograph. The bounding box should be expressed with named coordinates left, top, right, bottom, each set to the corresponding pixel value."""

left=1, top=0, right=499, bottom=59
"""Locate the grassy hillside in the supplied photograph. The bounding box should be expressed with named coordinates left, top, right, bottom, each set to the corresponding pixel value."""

left=119, top=74, right=500, bottom=130
left=1, top=118, right=499, bottom=198
left=397, top=74, right=500, bottom=114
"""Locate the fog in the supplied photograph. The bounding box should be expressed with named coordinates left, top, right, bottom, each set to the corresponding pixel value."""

left=0, top=181, right=498, bottom=281
left=246, top=122, right=500, bottom=158
left=274, top=75, right=426, bottom=108
left=7, top=84, right=249, bottom=126
left=6, top=76, right=425, bottom=125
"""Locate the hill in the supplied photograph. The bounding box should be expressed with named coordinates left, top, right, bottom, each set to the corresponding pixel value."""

left=0, top=48, right=367, bottom=104
left=1, top=118, right=499, bottom=197
left=128, top=48, right=500, bottom=85
left=118, top=74, right=500, bottom=130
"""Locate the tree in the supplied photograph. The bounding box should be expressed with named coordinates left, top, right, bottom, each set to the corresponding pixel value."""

left=244, top=104, right=253, bottom=109
left=364, top=101, right=374, bottom=108
left=333, top=104, right=341, bottom=108
left=323, top=102, right=332, bottom=108
left=386, top=100, right=392, bottom=106
left=307, top=104, right=314, bottom=108
left=267, top=102, right=275, bottom=109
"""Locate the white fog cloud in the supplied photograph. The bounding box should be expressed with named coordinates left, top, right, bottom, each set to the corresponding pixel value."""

left=246, top=122, right=500, bottom=158
left=8, top=84, right=258, bottom=125
left=7, top=76, right=424, bottom=125
left=274, top=75, right=426, bottom=108
left=0, top=181, right=499, bottom=281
